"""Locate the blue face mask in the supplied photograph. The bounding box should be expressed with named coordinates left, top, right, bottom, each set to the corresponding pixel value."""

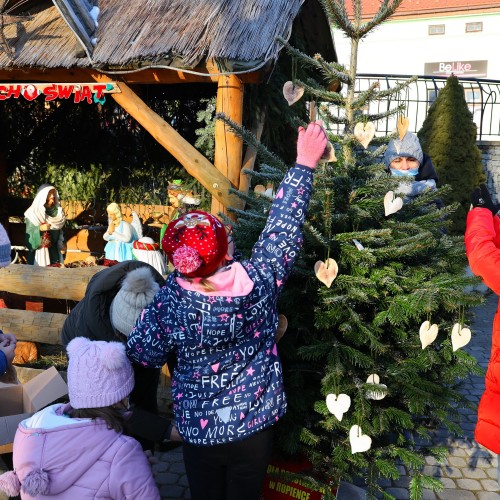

left=390, top=167, right=419, bottom=177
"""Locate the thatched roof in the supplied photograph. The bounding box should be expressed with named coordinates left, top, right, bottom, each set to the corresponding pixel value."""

left=0, top=0, right=336, bottom=72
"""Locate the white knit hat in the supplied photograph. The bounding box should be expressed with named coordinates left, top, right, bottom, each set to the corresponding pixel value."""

left=0, top=223, right=11, bottom=268
left=110, top=266, right=160, bottom=335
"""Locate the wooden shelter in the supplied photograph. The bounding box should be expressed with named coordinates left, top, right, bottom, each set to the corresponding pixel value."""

left=0, top=0, right=336, bottom=215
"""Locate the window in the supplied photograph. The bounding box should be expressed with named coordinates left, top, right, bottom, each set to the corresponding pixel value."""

left=428, top=24, right=445, bottom=35
left=466, top=22, right=483, bottom=33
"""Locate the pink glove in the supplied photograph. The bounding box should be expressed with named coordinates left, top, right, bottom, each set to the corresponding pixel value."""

left=295, top=121, right=328, bottom=169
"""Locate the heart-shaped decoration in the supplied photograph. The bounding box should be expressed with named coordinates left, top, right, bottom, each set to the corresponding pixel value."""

left=283, top=81, right=304, bottom=106
left=254, top=184, right=266, bottom=195
left=451, top=323, right=472, bottom=352
left=326, top=393, right=351, bottom=421
left=319, top=142, right=337, bottom=163
left=23, top=84, right=39, bottom=101
left=366, top=373, right=387, bottom=400
left=262, top=183, right=275, bottom=199
left=384, top=191, right=403, bottom=216
left=349, top=425, right=372, bottom=454
left=255, top=183, right=275, bottom=200
left=276, top=314, right=288, bottom=343
left=419, top=320, right=439, bottom=349
left=397, top=116, right=410, bottom=140
left=354, top=121, right=376, bottom=149
left=314, top=258, right=339, bottom=288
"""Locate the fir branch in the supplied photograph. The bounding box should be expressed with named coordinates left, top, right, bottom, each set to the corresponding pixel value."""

left=295, top=78, right=345, bottom=106
left=358, top=0, right=405, bottom=39
left=351, top=81, right=380, bottom=109
left=319, top=0, right=357, bottom=41
left=389, top=446, right=426, bottom=470
left=365, top=104, right=406, bottom=123
left=372, top=458, right=400, bottom=480
left=409, top=473, right=444, bottom=498
left=277, top=37, right=351, bottom=84
left=318, top=105, right=349, bottom=126
left=215, top=113, right=288, bottom=172
left=375, top=76, right=419, bottom=99
left=309, top=51, right=351, bottom=89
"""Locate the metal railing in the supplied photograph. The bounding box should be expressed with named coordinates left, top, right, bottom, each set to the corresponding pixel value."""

left=329, top=74, right=500, bottom=141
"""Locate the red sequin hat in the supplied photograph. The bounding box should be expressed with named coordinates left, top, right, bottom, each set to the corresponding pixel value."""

left=162, top=210, right=228, bottom=278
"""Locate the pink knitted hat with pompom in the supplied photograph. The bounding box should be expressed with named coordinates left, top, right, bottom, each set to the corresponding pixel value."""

left=162, top=210, right=228, bottom=278
left=66, top=337, right=134, bottom=409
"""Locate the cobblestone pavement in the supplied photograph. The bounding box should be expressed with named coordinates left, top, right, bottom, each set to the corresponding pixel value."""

left=1, top=293, right=499, bottom=500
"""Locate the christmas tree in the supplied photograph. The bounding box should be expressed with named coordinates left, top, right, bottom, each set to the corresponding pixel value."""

left=220, top=1, right=484, bottom=498
left=418, top=75, right=485, bottom=234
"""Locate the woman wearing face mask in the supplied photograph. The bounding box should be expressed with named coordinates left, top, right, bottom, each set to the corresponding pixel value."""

left=384, top=132, right=443, bottom=208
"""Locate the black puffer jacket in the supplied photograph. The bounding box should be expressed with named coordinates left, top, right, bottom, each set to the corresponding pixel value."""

left=61, top=260, right=165, bottom=345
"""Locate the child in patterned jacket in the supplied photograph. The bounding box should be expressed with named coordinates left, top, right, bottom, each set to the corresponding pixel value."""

left=126, top=121, right=327, bottom=500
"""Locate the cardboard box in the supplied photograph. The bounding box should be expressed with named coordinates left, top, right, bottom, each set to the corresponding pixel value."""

left=0, top=366, right=68, bottom=453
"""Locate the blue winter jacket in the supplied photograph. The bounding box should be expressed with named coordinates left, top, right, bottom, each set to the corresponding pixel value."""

left=0, top=350, right=7, bottom=375
left=127, top=163, right=313, bottom=445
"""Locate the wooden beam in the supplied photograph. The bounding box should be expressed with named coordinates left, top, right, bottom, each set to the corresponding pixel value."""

left=0, top=59, right=264, bottom=85
left=91, top=74, right=244, bottom=211
left=211, top=74, right=244, bottom=217
left=0, top=68, right=93, bottom=83
left=0, top=309, right=64, bottom=344
left=0, top=266, right=102, bottom=301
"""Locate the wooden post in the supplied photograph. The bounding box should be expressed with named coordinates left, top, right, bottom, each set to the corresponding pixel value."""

left=212, top=75, right=244, bottom=217
left=238, top=110, right=266, bottom=206
left=89, top=73, right=244, bottom=211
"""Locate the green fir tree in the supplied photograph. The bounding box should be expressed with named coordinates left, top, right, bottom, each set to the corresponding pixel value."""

left=418, top=75, right=485, bottom=234
left=221, top=1, right=484, bottom=498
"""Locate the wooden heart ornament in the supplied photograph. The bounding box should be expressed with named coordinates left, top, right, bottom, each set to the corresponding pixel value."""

left=397, top=116, right=410, bottom=140
left=451, top=323, right=472, bottom=352
left=349, top=425, right=372, bottom=454
left=354, top=122, right=375, bottom=149
left=314, top=258, right=338, bottom=288
left=326, top=393, right=351, bottom=421
left=365, top=373, right=387, bottom=400
left=276, top=314, right=288, bottom=343
left=319, top=142, right=337, bottom=163
left=254, top=183, right=275, bottom=199
left=419, top=320, right=439, bottom=349
left=283, top=81, right=304, bottom=106
left=384, top=191, right=403, bottom=216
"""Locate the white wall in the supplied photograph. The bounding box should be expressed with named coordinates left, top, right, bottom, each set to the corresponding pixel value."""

left=333, top=11, right=500, bottom=80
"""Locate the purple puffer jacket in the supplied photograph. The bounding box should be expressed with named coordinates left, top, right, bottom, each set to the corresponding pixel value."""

left=0, top=404, right=160, bottom=500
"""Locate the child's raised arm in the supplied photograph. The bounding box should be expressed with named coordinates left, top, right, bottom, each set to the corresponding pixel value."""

left=251, top=121, right=327, bottom=290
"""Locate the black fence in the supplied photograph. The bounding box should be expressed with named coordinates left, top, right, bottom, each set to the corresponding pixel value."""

left=329, top=74, right=500, bottom=141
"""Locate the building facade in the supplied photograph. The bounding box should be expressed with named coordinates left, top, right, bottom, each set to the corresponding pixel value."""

left=333, top=0, right=500, bottom=80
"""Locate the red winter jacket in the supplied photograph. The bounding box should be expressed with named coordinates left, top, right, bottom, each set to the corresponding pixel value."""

left=465, top=207, right=500, bottom=454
